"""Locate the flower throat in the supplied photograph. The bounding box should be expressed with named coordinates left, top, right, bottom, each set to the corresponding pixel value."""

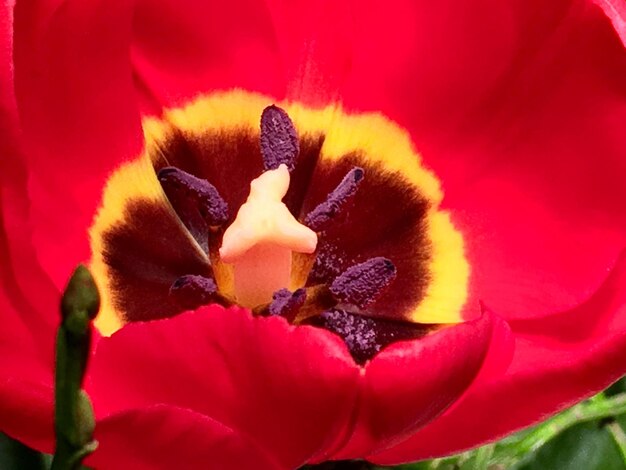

left=158, top=106, right=421, bottom=363
left=89, top=90, right=470, bottom=363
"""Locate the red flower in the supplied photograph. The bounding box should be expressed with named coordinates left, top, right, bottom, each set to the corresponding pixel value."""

left=1, top=0, right=626, bottom=469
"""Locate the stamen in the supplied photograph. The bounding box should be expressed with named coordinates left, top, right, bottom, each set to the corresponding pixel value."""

left=169, top=274, right=218, bottom=311
left=330, top=257, right=397, bottom=309
left=260, top=105, right=299, bottom=171
left=314, top=309, right=379, bottom=364
left=311, top=309, right=433, bottom=364
left=308, top=242, right=345, bottom=285
left=268, top=288, right=307, bottom=322
left=305, top=167, right=364, bottom=231
left=158, top=167, right=229, bottom=226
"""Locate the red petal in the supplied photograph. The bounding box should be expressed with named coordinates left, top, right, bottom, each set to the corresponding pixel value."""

left=336, top=0, right=626, bottom=319
left=593, top=0, right=626, bottom=46
left=0, top=377, right=54, bottom=455
left=12, top=0, right=143, bottom=289
left=89, top=306, right=361, bottom=468
left=267, top=0, right=354, bottom=106
left=0, top=0, right=60, bottom=328
left=132, top=0, right=285, bottom=111
left=132, top=1, right=359, bottom=111
left=0, top=224, right=56, bottom=369
left=0, top=157, right=59, bottom=336
left=371, top=251, right=626, bottom=463
left=0, top=131, right=59, bottom=455
left=329, top=310, right=509, bottom=460
left=0, top=247, right=54, bottom=454
left=0, top=1, right=14, bottom=110
left=89, top=405, right=282, bottom=470
left=0, top=9, right=56, bottom=447
left=453, top=183, right=626, bottom=321
left=0, top=266, right=54, bottom=453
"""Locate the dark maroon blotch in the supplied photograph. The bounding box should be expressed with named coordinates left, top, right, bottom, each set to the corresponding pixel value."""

left=260, top=105, right=299, bottom=171
left=169, top=274, right=217, bottom=311
left=102, top=199, right=214, bottom=322
left=330, top=257, right=397, bottom=309
left=158, top=167, right=229, bottom=226
left=304, top=167, right=364, bottom=231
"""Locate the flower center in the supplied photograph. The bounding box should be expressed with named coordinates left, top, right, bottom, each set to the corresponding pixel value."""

left=88, top=90, right=471, bottom=363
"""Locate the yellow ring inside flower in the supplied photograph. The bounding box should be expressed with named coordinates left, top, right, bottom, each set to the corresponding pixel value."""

left=89, top=89, right=469, bottom=335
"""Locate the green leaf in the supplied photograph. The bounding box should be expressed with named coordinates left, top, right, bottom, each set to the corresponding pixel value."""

left=511, top=421, right=626, bottom=470
left=0, top=432, right=49, bottom=470
left=607, top=377, right=626, bottom=397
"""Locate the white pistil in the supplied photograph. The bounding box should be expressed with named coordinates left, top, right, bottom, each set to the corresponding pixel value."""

left=219, top=164, right=317, bottom=307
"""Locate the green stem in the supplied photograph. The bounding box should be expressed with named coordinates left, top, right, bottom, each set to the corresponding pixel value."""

left=51, top=266, right=100, bottom=470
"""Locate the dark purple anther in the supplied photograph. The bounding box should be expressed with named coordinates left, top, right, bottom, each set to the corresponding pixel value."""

left=330, top=257, right=397, bottom=309
left=268, top=288, right=306, bottom=323
left=260, top=105, right=299, bottom=171
left=158, top=167, right=229, bottom=226
left=304, top=167, right=364, bottom=231
left=308, top=243, right=344, bottom=284
left=311, top=309, right=432, bottom=364
left=315, top=309, right=380, bottom=364
left=169, top=274, right=217, bottom=311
